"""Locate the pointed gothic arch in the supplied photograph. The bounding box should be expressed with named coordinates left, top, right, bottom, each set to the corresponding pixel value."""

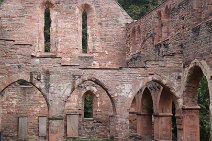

left=182, top=60, right=212, bottom=141
left=0, top=79, right=49, bottom=140
left=64, top=78, right=116, bottom=139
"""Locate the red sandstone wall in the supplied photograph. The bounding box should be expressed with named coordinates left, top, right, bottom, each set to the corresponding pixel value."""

left=64, top=81, right=113, bottom=139
left=0, top=82, right=48, bottom=140
left=183, top=20, right=212, bottom=67
left=0, top=0, right=211, bottom=140
left=126, top=0, right=212, bottom=68
left=0, top=0, right=132, bottom=68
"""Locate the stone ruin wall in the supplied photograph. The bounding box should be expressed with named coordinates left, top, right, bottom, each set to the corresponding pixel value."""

left=0, top=0, right=211, bottom=140
left=0, top=0, right=132, bottom=68
left=126, top=0, right=212, bottom=68
left=0, top=82, right=48, bottom=141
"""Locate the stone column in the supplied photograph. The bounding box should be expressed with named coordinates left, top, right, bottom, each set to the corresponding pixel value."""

left=175, top=109, right=183, bottom=141
left=182, top=107, right=200, bottom=141
left=49, top=116, right=64, bottom=141
left=137, top=113, right=153, bottom=140
left=154, top=113, right=172, bottom=141
left=113, top=115, right=129, bottom=141
left=136, top=114, right=142, bottom=136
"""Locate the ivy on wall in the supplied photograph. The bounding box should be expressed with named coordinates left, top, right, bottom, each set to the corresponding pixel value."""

left=198, top=77, right=211, bottom=141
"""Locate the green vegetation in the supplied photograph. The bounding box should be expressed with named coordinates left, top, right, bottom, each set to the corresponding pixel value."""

left=198, top=77, right=211, bottom=141
left=118, top=0, right=164, bottom=19
left=0, top=0, right=3, bottom=4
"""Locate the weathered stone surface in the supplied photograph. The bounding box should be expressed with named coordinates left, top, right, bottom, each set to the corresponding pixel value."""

left=39, top=116, right=47, bottom=137
left=18, top=117, right=28, bottom=140
left=67, top=113, right=79, bottom=138
left=49, top=118, right=64, bottom=141
left=0, top=0, right=211, bottom=140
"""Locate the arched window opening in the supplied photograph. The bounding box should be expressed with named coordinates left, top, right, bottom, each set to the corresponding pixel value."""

left=156, top=87, right=176, bottom=141
left=136, top=26, right=141, bottom=51
left=140, top=88, right=153, bottom=140
left=17, top=79, right=30, bottom=86
left=159, top=89, right=172, bottom=113
left=207, top=0, right=212, bottom=18
left=130, top=27, right=136, bottom=54
left=44, top=7, right=51, bottom=52
left=0, top=80, right=48, bottom=140
left=162, top=6, right=170, bottom=40
left=155, top=11, right=162, bottom=44
left=141, top=89, right=153, bottom=114
left=82, top=11, right=88, bottom=53
left=184, top=66, right=211, bottom=141
left=84, top=91, right=93, bottom=118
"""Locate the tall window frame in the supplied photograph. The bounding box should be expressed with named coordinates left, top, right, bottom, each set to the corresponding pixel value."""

left=84, top=91, right=94, bottom=118
left=44, top=4, right=52, bottom=52
left=82, top=10, right=88, bottom=54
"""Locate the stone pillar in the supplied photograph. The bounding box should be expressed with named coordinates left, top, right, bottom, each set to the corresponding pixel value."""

left=154, top=113, right=172, bottom=141
left=136, top=114, right=142, bottom=136
left=113, top=115, right=129, bottom=141
left=182, top=107, right=200, bottom=141
left=137, top=113, right=153, bottom=140
left=49, top=116, right=64, bottom=141
left=175, top=109, right=183, bottom=141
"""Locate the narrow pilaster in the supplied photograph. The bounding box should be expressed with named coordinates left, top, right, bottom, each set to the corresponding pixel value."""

left=154, top=113, right=172, bottom=141
left=49, top=116, right=64, bottom=141
left=182, top=107, right=200, bottom=141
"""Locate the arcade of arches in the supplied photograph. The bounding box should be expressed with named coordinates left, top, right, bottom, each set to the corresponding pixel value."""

left=0, top=0, right=211, bottom=141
